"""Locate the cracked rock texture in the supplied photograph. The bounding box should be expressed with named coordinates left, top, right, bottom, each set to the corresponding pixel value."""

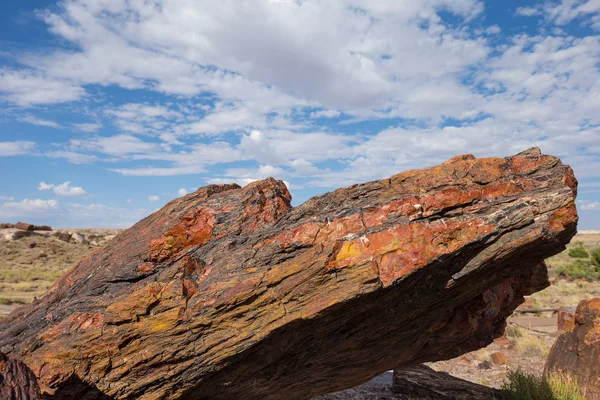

left=392, top=364, right=501, bottom=399
left=0, top=352, right=41, bottom=400
left=545, top=298, right=600, bottom=400
left=0, top=148, right=577, bottom=400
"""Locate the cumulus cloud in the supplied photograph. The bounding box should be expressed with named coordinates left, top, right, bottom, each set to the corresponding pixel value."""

left=38, top=181, right=87, bottom=197
left=0, top=69, right=85, bottom=106
left=1, top=1, right=600, bottom=227
left=148, top=195, right=160, bottom=202
left=178, top=188, right=188, bottom=196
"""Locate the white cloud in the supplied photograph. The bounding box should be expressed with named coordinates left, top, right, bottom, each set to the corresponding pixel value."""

left=18, top=115, right=63, bottom=128
left=46, top=150, right=98, bottom=164
left=0, top=199, right=59, bottom=218
left=515, top=7, right=541, bottom=17
left=148, top=195, right=160, bottom=202
left=0, top=0, right=599, bottom=219
left=72, top=123, right=102, bottom=132
left=543, top=0, right=600, bottom=27
left=0, top=196, right=14, bottom=201
left=0, top=141, right=35, bottom=156
left=38, top=181, right=87, bottom=197
left=579, top=200, right=600, bottom=210
left=0, top=69, right=85, bottom=106
left=178, top=188, right=188, bottom=196
left=38, top=182, right=54, bottom=191
left=310, top=109, right=342, bottom=119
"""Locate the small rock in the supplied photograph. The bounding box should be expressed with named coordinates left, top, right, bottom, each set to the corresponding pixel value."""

left=4, top=230, right=30, bottom=241
left=557, top=307, right=576, bottom=332
left=70, top=232, right=88, bottom=245
left=33, top=225, right=52, bottom=232
left=490, top=351, right=508, bottom=365
left=478, top=360, right=492, bottom=370
left=29, top=242, right=37, bottom=249
left=53, top=232, right=72, bottom=243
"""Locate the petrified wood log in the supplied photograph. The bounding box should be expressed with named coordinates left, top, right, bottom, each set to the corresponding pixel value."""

left=0, top=148, right=577, bottom=400
left=392, top=365, right=502, bottom=399
left=545, top=298, right=600, bottom=400
left=0, top=352, right=41, bottom=400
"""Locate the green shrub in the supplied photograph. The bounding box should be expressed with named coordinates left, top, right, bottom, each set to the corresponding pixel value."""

left=592, top=248, right=600, bottom=267
left=500, top=369, right=585, bottom=400
left=568, top=247, right=589, bottom=259
left=556, top=259, right=600, bottom=281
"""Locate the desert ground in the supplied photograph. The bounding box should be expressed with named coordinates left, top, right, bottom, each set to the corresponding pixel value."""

left=1, top=227, right=598, bottom=397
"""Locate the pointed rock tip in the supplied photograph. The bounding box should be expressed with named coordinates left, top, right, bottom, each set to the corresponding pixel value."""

left=516, top=147, right=542, bottom=157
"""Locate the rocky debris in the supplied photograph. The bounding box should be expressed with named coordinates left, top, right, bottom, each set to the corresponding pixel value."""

left=489, top=352, right=508, bottom=366
left=392, top=365, right=502, bottom=399
left=68, top=232, right=88, bottom=245
left=545, top=298, right=600, bottom=399
left=34, top=226, right=52, bottom=232
left=0, top=223, right=15, bottom=229
left=0, top=149, right=577, bottom=400
left=557, top=307, right=576, bottom=332
left=0, top=351, right=41, bottom=400
left=3, top=229, right=31, bottom=241
left=52, top=232, right=72, bottom=243
left=15, top=222, right=35, bottom=232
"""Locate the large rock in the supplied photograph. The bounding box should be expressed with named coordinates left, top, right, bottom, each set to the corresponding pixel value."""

left=0, top=351, right=41, bottom=400
left=0, top=148, right=577, bottom=400
left=392, top=365, right=501, bottom=399
left=545, top=298, right=600, bottom=399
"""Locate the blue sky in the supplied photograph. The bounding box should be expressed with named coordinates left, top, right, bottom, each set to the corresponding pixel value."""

left=0, top=0, right=599, bottom=228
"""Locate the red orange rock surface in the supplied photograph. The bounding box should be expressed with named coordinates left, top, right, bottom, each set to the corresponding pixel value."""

left=546, top=298, right=600, bottom=399
left=0, top=148, right=577, bottom=399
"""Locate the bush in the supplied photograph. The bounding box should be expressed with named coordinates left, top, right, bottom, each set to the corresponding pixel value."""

left=568, top=247, right=589, bottom=259
left=500, top=369, right=585, bottom=400
left=592, top=248, right=600, bottom=267
left=556, top=259, right=600, bottom=281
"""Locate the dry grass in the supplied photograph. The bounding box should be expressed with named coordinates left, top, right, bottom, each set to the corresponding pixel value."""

left=531, top=279, right=600, bottom=308
left=500, top=369, right=586, bottom=400
left=506, top=325, right=551, bottom=357
left=0, top=234, right=98, bottom=302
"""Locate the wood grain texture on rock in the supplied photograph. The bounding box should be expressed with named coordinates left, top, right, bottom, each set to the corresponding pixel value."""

left=0, top=148, right=577, bottom=400
left=545, top=298, right=600, bottom=400
left=392, top=365, right=502, bottom=399
left=0, top=352, right=41, bottom=400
